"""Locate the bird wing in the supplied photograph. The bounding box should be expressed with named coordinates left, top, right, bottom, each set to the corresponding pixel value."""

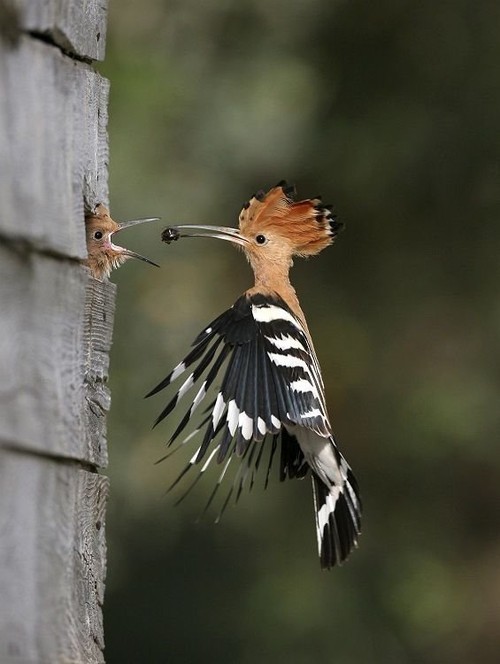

left=146, top=293, right=330, bottom=491
left=147, top=292, right=361, bottom=565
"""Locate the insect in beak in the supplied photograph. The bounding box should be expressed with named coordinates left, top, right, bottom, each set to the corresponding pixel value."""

left=161, top=225, right=249, bottom=247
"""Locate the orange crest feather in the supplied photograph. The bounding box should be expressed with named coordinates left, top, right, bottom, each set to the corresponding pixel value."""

left=238, top=181, right=343, bottom=256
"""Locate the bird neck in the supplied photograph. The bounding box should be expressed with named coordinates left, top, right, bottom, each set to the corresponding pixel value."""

left=246, top=258, right=309, bottom=332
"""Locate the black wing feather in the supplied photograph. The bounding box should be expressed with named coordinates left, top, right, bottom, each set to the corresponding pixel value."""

left=150, top=292, right=328, bottom=479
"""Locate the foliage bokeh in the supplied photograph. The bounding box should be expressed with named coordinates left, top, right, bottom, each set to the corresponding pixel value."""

left=100, top=1, right=500, bottom=662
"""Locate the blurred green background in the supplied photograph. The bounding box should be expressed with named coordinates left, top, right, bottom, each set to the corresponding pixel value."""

left=99, top=1, right=500, bottom=662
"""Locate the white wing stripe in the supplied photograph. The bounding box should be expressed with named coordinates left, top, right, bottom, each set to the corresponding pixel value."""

left=267, top=352, right=310, bottom=370
left=227, top=400, right=239, bottom=436
left=265, top=334, right=307, bottom=352
left=238, top=410, right=254, bottom=441
left=212, top=392, right=226, bottom=428
left=252, top=304, right=302, bottom=329
left=189, top=445, right=202, bottom=464
left=300, top=408, right=325, bottom=420
left=170, top=361, right=186, bottom=382
left=178, top=373, right=194, bottom=399
left=201, top=445, right=220, bottom=472
left=290, top=378, right=315, bottom=393
left=191, top=381, right=207, bottom=409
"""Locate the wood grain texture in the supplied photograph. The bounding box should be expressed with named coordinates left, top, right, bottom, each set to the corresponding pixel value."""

left=0, top=450, right=108, bottom=664
left=0, top=248, right=114, bottom=468
left=0, top=35, right=109, bottom=258
left=0, top=2, right=111, bottom=660
left=83, top=274, right=116, bottom=469
left=19, top=0, right=107, bottom=61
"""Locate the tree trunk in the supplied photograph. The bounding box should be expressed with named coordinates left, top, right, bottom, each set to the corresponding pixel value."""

left=0, top=1, right=111, bottom=661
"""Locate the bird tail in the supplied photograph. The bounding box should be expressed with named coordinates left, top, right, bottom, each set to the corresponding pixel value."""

left=284, top=426, right=361, bottom=568
left=311, top=450, right=361, bottom=569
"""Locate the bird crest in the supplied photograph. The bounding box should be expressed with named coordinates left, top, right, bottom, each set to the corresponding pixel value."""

left=238, top=181, right=343, bottom=256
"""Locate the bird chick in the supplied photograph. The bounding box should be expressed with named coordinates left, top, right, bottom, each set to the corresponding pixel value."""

left=84, top=204, right=160, bottom=280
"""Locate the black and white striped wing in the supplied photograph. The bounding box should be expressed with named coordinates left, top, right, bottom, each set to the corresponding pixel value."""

left=147, top=292, right=361, bottom=566
left=147, top=293, right=328, bottom=471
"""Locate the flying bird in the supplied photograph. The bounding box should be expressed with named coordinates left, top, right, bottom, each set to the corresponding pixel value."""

left=148, top=182, right=361, bottom=568
left=84, top=204, right=160, bottom=280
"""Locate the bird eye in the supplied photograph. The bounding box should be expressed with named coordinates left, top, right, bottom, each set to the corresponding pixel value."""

left=255, top=234, right=267, bottom=245
left=93, top=230, right=103, bottom=240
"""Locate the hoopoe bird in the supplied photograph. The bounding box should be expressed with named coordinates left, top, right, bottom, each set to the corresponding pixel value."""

left=84, top=204, right=159, bottom=280
left=148, top=182, right=361, bottom=568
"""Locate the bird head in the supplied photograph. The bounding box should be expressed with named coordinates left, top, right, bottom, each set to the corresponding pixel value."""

left=84, top=204, right=160, bottom=280
left=162, top=182, right=343, bottom=270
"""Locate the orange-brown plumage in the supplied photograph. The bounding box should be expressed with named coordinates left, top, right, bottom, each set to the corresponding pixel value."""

left=238, top=182, right=343, bottom=326
left=239, top=181, right=342, bottom=257
left=84, top=204, right=159, bottom=280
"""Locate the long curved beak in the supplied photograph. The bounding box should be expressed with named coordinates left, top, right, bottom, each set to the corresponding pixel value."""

left=162, top=224, right=249, bottom=247
left=112, top=217, right=161, bottom=267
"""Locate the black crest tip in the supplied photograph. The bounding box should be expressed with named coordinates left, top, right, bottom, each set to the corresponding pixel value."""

left=330, top=219, right=345, bottom=236
left=276, top=180, right=296, bottom=200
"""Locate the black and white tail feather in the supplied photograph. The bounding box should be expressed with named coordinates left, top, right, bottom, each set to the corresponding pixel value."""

left=147, top=292, right=361, bottom=568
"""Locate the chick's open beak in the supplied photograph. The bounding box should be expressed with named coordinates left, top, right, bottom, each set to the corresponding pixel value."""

left=112, top=217, right=161, bottom=267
